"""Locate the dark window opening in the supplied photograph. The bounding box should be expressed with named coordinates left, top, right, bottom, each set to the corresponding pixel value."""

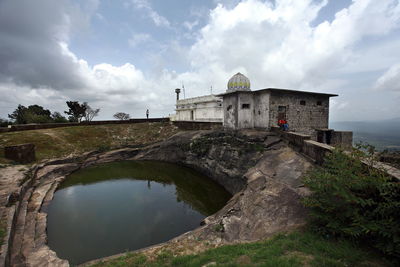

left=258, top=110, right=261, bottom=115
left=316, top=101, right=322, bottom=106
left=300, top=100, right=306, bottom=105
left=278, top=106, right=286, bottom=112
left=242, top=104, right=250, bottom=109
left=227, top=105, right=232, bottom=111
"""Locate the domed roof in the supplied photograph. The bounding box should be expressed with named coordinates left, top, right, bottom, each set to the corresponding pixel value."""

left=227, top=72, right=251, bottom=92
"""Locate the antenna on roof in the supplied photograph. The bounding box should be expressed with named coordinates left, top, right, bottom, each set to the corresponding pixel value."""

left=182, top=83, right=186, bottom=99
left=210, top=85, right=213, bottom=95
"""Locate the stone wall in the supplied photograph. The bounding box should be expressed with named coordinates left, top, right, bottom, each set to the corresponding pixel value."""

left=4, top=144, right=36, bottom=163
left=302, top=140, right=333, bottom=164
left=271, top=126, right=333, bottom=164
left=222, top=94, right=238, bottom=129
left=269, top=91, right=330, bottom=134
left=0, top=118, right=169, bottom=133
left=253, top=91, right=270, bottom=128
left=237, top=92, right=254, bottom=129
left=331, top=131, right=353, bottom=148
left=175, top=95, right=223, bottom=122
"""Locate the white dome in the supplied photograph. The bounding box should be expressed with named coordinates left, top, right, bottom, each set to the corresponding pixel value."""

left=227, top=72, right=251, bottom=92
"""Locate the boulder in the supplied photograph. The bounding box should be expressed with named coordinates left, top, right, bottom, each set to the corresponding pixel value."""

left=4, top=144, right=36, bottom=163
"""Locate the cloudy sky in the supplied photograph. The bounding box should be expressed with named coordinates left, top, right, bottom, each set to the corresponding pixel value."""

left=1, top=0, right=400, bottom=121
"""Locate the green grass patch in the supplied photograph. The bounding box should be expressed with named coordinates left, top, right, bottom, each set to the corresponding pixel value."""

left=88, top=230, right=392, bottom=267
left=0, top=123, right=178, bottom=164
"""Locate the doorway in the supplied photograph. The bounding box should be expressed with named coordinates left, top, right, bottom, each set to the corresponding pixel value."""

left=277, top=106, right=286, bottom=121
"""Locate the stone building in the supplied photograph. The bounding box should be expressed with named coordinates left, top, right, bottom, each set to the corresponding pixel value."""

left=174, top=73, right=338, bottom=133
left=174, top=94, right=223, bottom=122
left=220, top=87, right=337, bottom=134
left=172, top=72, right=352, bottom=146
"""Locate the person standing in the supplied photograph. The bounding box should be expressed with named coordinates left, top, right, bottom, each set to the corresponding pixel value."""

left=146, top=109, right=149, bottom=119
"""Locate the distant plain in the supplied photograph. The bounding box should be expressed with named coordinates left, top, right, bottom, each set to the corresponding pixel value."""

left=331, top=118, right=400, bottom=151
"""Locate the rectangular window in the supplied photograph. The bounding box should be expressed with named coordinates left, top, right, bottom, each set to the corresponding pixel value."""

left=278, top=106, right=286, bottom=112
left=316, top=101, right=322, bottom=106
left=242, top=104, right=250, bottom=109
left=300, top=100, right=306, bottom=105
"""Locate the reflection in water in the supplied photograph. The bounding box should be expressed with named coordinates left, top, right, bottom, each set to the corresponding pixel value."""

left=47, top=161, right=231, bottom=265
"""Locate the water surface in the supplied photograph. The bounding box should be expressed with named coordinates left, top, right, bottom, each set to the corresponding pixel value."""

left=47, top=161, right=231, bottom=265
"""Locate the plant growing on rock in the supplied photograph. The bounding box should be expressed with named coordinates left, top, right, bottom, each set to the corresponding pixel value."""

left=302, top=144, right=400, bottom=258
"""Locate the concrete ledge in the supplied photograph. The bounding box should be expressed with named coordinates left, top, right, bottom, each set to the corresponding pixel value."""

left=331, top=131, right=353, bottom=148
left=271, top=127, right=311, bottom=149
left=303, top=140, right=333, bottom=164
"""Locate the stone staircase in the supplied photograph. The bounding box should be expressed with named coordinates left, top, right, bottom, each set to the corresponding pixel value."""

left=6, top=164, right=75, bottom=267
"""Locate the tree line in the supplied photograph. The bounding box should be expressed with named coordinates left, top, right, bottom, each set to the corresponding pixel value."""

left=0, top=101, right=99, bottom=126
left=0, top=102, right=132, bottom=127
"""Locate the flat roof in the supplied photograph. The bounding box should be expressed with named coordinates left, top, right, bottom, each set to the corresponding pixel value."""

left=218, top=88, right=338, bottom=97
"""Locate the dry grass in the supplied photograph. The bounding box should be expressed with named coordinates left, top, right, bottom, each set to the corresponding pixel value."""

left=0, top=122, right=179, bottom=164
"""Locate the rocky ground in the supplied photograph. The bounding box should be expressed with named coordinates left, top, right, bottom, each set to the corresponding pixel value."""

left=0, top=129, right=313, bottom=267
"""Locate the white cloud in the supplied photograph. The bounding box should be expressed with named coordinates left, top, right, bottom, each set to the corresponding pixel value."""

left=189, top=0, right=400, bottom=91
left=130, top=0, right=170, bottom=27
left=183, top=20, right=199, bottom=31
left=128, top=33, right=151, bottom=47
left=375, top=63, right=400, bottom=91
left=2, top=0, right=400, bottom=121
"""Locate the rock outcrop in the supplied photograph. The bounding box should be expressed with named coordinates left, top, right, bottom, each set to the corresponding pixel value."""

left=2, top=129, right=313, bottom=267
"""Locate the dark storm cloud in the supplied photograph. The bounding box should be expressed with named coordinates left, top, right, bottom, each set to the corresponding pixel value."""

left=0, top=0, right=87, bottom=90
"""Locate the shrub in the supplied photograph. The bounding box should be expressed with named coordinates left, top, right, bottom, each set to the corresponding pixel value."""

left=302, top=144, right=400, bottom=258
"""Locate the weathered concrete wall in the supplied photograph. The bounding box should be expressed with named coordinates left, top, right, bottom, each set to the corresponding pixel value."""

left=253, top=91, right=270, bottom=128
left=302, top=140, right=333, bottom=164
left=0, top=118, right=170, bottom=133
left=331, top=131, right=353, bottom=148
left=269, top=91, right=330, bottom=134
left=237, top=92, right=254, bottom=129
left=175, top=95, right=223, bottom=122
left=271, top=126, right=333, bottom=164
left=222, top=94, right=238, bottom=129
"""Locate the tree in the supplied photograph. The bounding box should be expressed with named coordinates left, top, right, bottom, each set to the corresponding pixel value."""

left=0, top=118, right=12, bottom=127
left=302, top=144, right=400, bottom=257
left=8, top=104, right=52, bottom=124
left=8, top=105, right=28, bottom=124
left=113, top=112, right=130, bottom=120
left=51, top=112, right=68, bottom=123
left=64, top=101, right=87, bottom=122
left=83, top=103, right=100, bottom=121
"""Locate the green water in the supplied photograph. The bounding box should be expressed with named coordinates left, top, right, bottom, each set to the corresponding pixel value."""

left=46, top=161, right=231, bottom=265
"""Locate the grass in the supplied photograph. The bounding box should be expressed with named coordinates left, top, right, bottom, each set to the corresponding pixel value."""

left=0, top=122, right=178, bottom=164
left=88, top=230, right=392, bottom=267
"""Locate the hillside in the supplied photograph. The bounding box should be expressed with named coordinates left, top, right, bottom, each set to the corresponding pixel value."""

left=0, top=122, right=179, bottom=164
left=330, top=118, right=400, bottom=151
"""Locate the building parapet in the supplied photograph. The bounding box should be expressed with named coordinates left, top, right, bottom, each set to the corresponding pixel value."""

left=271, top=127, right=400, bottom=181
left=176, top=95, right=222, bottom=105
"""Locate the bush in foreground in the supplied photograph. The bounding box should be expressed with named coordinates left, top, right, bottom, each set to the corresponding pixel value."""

left=302, top=144, right=400, bottom=258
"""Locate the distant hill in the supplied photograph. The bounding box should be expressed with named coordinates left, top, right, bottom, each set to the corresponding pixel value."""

left=330, top=118, right=400, bottom=151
